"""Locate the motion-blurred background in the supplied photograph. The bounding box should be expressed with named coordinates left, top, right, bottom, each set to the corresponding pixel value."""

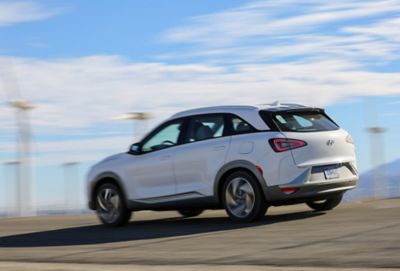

left=0, top=0, right=399, bottom=217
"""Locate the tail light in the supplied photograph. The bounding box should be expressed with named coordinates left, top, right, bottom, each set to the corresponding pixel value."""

left=269, top=138, right=307, bottom=152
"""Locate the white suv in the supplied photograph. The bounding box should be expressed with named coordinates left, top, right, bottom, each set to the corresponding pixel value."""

left=87, top=103, right=358, bottom=226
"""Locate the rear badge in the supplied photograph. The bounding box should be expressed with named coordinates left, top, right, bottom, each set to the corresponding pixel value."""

left=326, top=139, right=335, bottom=146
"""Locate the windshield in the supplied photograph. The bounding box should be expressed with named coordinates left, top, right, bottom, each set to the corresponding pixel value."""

left=262, top=111, right=339, bottom=132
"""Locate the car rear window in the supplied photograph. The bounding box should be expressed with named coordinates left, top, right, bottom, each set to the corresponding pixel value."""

left=261, top=111, right=339, bottom=132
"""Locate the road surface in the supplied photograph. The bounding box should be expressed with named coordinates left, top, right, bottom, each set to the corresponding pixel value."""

left=0, top=199, right=399, bottom=270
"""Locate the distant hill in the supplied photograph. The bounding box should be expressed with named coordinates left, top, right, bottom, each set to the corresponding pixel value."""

left=345, top=159, right=400, bottom=201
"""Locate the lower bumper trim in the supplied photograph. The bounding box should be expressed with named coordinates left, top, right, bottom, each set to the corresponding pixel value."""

left=265, top=178, right=357, bottom=205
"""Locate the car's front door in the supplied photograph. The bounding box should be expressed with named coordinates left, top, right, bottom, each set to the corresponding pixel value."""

left=173, top=114, right=230, bottom=197
left=125, top=119, right=184, bottom=200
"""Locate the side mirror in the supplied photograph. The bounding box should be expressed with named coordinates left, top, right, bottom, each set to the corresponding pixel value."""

left=128, top=143, right=141, bottom=155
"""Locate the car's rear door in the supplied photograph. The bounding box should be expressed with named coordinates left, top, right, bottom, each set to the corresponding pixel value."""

left=173, top=114, right=230, bottom=197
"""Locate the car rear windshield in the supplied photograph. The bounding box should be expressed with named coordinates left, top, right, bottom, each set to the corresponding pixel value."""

left=261, top=110, right=339, bottom=132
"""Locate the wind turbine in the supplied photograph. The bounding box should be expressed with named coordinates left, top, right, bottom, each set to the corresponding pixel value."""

left=113, top=112, right=152, bottom=141
left=0, top=58, right=35, bottom=216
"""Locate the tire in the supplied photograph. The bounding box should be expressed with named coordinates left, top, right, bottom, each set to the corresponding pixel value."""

left=306, top=194, right=343, bottom=211
left=95, top=182, right=131, bottom=227
left=177, top=209, right=204, bottom=218
left=222, top=171, right=267, bottom=222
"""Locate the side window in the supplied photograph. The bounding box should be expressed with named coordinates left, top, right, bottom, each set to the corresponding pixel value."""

left=142, top=121, right=183, bottom=152
left=230, top=116, right=255, bottom=134
left=186, top=115, right=225, bottom=143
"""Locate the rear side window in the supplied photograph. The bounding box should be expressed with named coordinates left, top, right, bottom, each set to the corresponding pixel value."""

left=185, top=114, right=225, bottom=143
left=263, top=111, right=339, bottom=132
left=229, top=115, right=256, bottom=134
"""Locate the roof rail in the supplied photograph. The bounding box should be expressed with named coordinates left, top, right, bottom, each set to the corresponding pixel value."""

left=258, top=101, right=305, bottom=108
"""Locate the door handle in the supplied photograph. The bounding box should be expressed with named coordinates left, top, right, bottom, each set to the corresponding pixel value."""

left=160, top=155, right=171, bottom=160
left=213, top=146, right=226, bottom=151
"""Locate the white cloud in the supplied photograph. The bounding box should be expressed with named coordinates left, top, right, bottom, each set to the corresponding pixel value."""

left=0, top=1, right=64, bottom=27
left=0, top=56, right=399, bottom=135
left=163, top=0, right=400, bottom=64
left=165, top=0, right=400, bottom=44
left=0, top=55, right=399, bottom=166
left=345, top=17, right=400, bottom=43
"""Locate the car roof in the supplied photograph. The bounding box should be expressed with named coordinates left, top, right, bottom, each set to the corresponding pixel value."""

left=169, top=102, right=317, bottom=130
left=171, top=102, right=312, bottom=118
left=171, top=105, right=259, bottom=119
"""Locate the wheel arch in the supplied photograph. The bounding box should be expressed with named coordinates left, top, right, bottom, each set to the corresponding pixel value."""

left=89, top=172, right=128, bottom=210
left=214, top=160, right=268, bottom=205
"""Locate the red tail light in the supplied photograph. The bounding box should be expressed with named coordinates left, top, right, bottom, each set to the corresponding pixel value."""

left=269, top=138, right=307, bottom=152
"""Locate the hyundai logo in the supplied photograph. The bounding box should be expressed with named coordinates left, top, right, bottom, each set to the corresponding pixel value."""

left=326, top=139, right=335, bottom=146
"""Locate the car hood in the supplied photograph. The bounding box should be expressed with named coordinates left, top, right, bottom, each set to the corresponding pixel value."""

left=99, top=152, right=127, bottom=163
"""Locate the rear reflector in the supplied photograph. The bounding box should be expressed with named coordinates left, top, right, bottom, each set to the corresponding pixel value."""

left=280, top=187, right=299, bottom=194
left=256, top=165, right=263, bottom=176
left=269, top=138, right=307, bottom=152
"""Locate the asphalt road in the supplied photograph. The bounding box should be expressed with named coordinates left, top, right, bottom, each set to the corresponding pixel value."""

left=0, top=199, right=399, bottom=270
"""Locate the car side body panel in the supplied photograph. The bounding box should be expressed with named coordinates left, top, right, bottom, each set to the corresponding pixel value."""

left=173, top=136, right=231, bottom=197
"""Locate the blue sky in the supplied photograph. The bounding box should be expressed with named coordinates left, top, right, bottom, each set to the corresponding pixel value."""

left=0, top=0, right=400, bottom=210
left=0, top=1, right=245, bottom=60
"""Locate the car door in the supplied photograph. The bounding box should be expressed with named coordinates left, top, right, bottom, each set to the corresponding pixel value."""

left=173, top=114, right=230, bottom=197
left=125, top=119, right=184, bottom=200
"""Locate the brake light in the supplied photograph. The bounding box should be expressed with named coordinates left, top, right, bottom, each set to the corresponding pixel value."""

left=269, top=138, right=307, bottom=152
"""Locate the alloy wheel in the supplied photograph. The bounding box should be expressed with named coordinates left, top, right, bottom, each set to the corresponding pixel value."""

left=96, top=187, right=121, bottom=224
left=225, top=177, right=256, bottom=218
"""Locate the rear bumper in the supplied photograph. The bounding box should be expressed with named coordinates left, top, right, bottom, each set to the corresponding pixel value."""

left=265, top=178, right=357, bottom=205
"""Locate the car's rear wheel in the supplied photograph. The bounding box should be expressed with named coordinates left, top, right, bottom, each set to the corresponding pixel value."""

left=223, top=171, right=267, bottom=222
left=95, top=182, right=131, bottom=227
left=177, top=209, right=204, bottom=218
left=306, top=194, right=343, bottom=211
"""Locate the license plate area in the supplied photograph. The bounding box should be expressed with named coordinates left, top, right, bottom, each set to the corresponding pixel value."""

left=324, top=167, right=340, bottom=180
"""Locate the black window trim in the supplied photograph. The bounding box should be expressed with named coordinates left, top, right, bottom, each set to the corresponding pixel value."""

left=225, top=113, right=258, bottom=136
left=181, top=112, right=261, bottom=143
left=129, top=113, right=230, bottom=155
left=128, top=111, right=267, bottom=156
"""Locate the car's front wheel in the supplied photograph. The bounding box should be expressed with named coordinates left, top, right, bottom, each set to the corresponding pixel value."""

left=306, top=194, right=343, bottom=211
left=95, top=182, right=131, bottom=227
left=223, top=171, right=267, bottom=222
